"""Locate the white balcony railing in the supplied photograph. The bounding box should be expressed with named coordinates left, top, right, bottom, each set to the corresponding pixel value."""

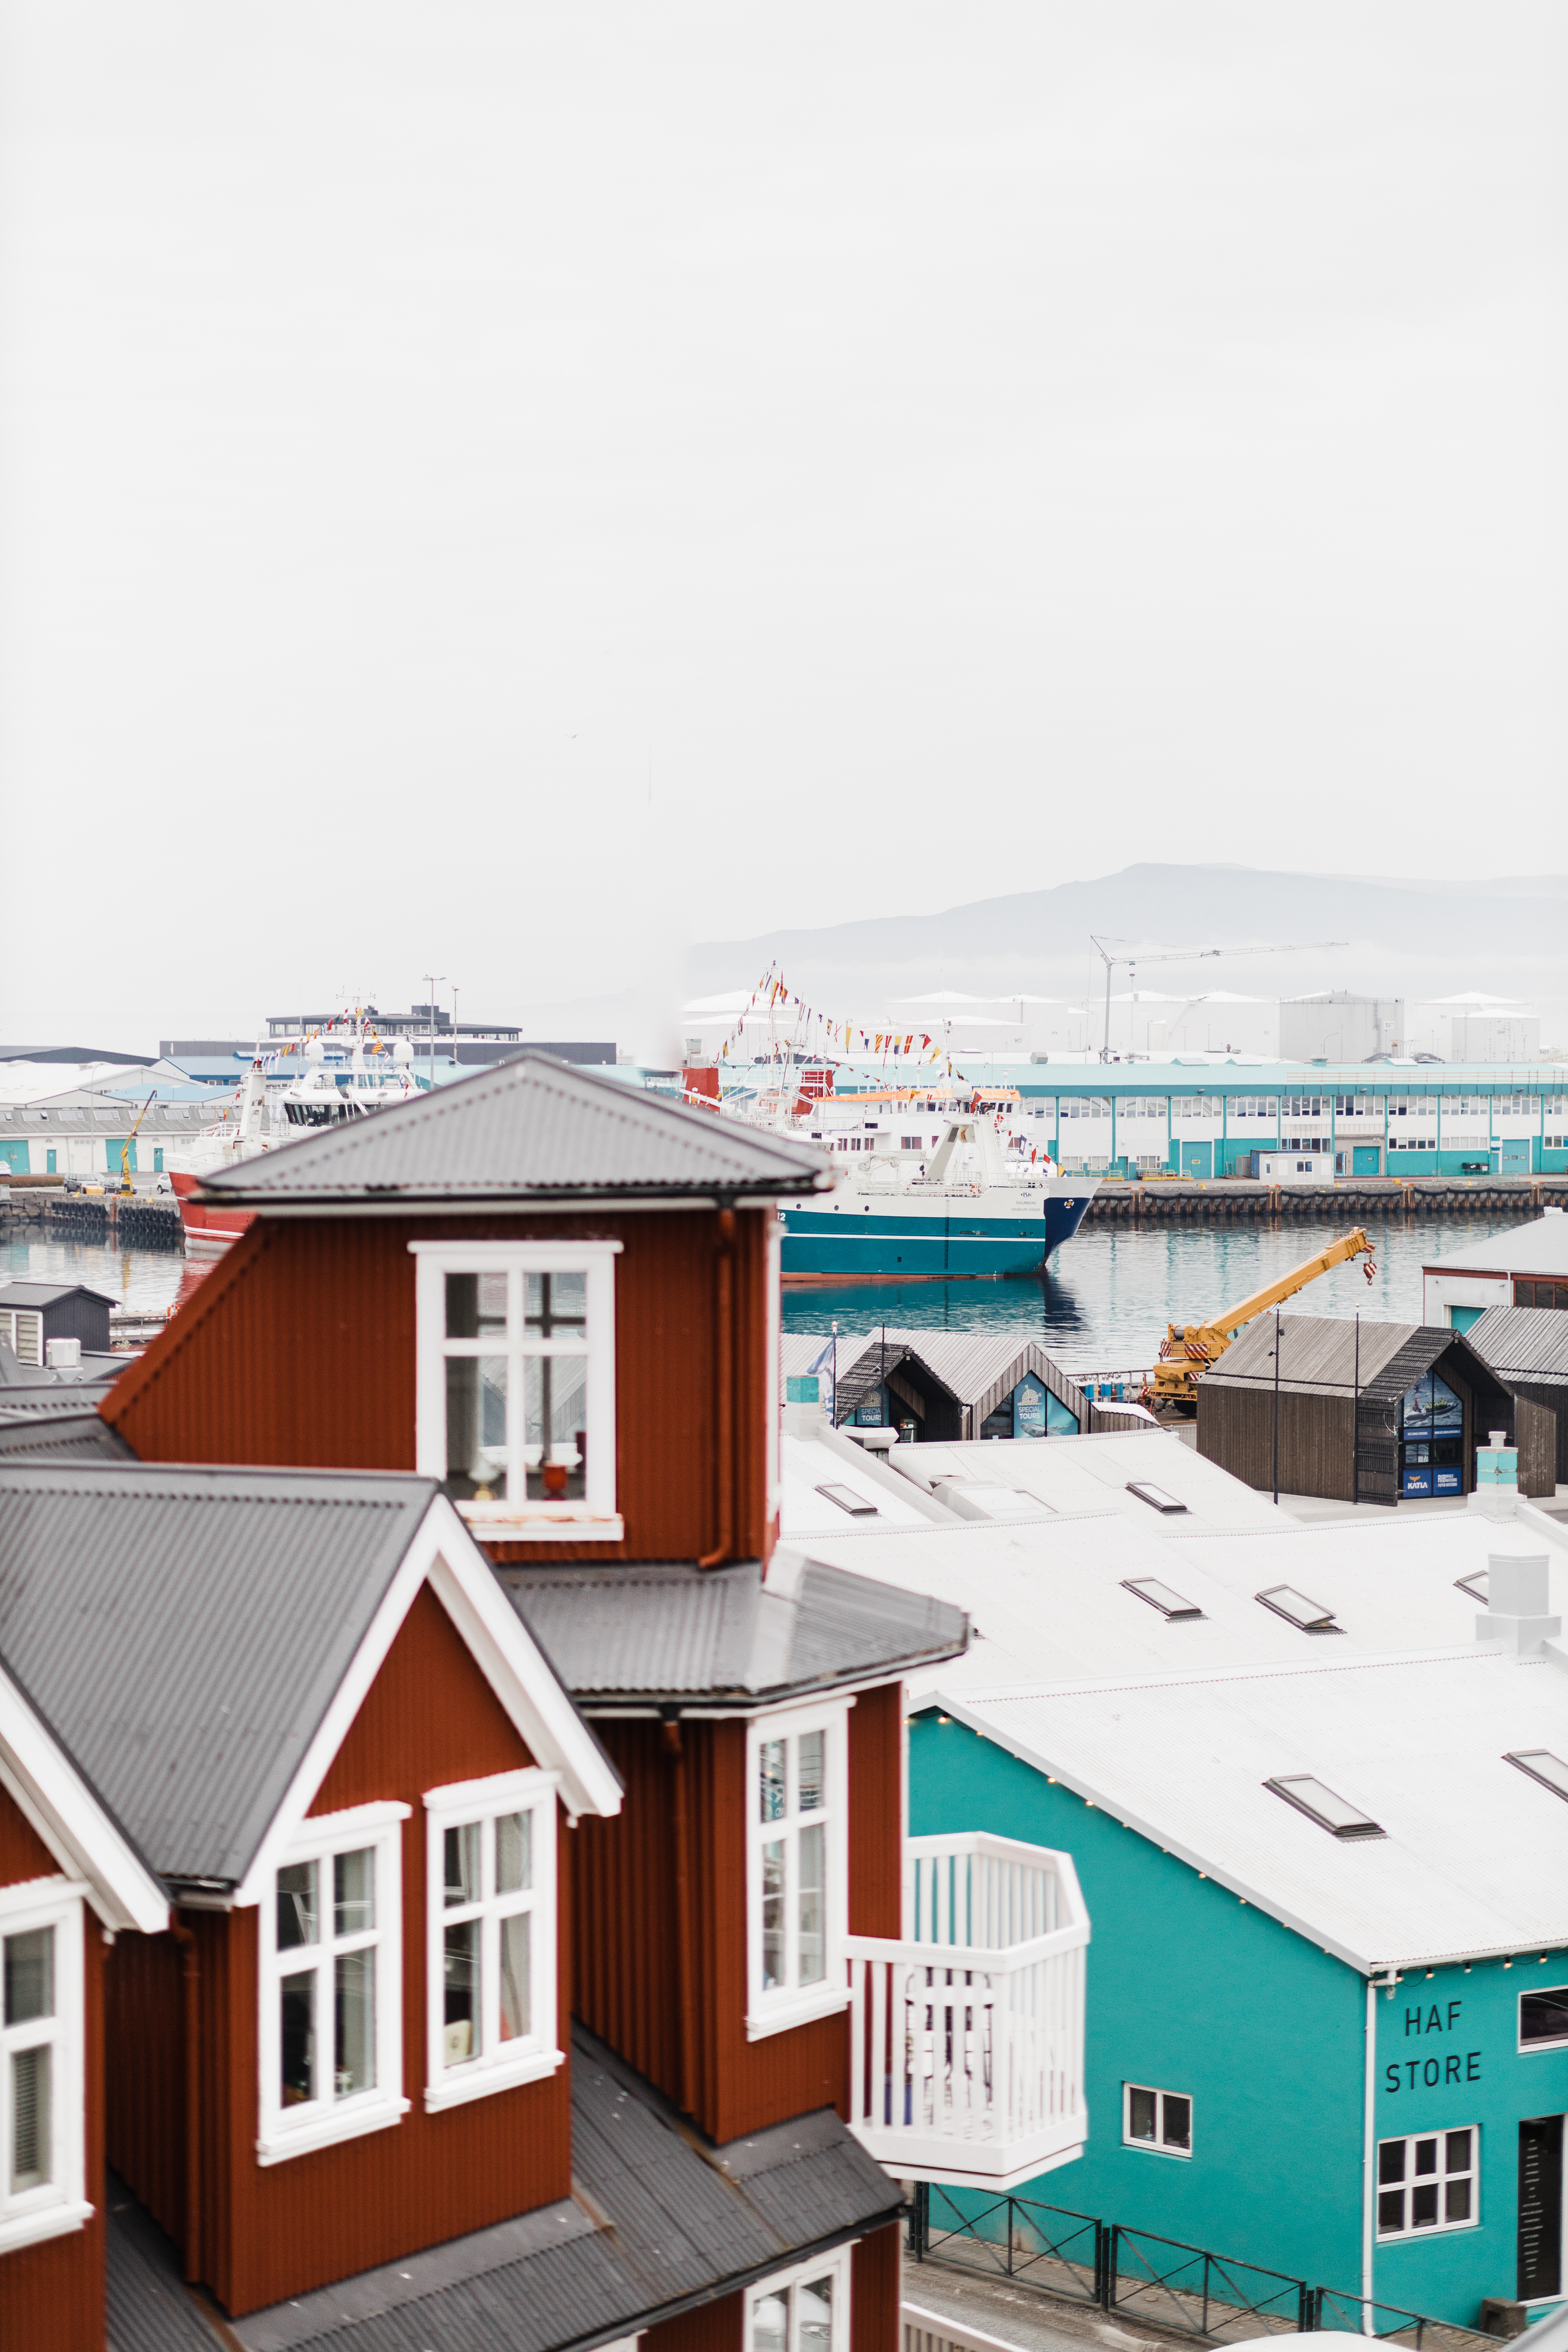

left=846, top=1832, right=1090, bottom=2193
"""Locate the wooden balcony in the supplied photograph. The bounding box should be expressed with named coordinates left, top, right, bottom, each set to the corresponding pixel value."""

left=846, top=1832, right=1090, bottom=2193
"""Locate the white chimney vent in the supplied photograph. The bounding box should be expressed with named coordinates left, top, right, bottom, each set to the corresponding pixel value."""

left=1475, top=1553, right=1560, bottom=1655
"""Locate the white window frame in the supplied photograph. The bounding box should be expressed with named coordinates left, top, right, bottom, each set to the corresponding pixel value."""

left=1375, top=2125, right=1479, bottom=2240
left=0, top=1881, right=90, bottom=2253
left=1123, top=2080, right=1193, bottom=2159
left=424, top=1768, right=562, bottom=2111
left=744, top=2242, right=852, bottom=2352
left=411, top=1240, right=623, bottom=1540
left=1519, top=1985, right=1568, bottom=2054
left=745, top=1699, right=851, bottom=2041
left=255, top=1801, right=410, bottom=2166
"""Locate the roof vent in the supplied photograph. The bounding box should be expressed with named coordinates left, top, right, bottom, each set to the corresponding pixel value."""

left=815, top=1483, right=878, bottom=1519
left=1256, top=1584, right=1340, bottom=1634
left=1122, top=1578, right=1204, bottom=1621
left=1265, top=1775, right=1385, bottom=1839
left=1475, top=1553, right=1559, bottom=1655
left=1505, top=1751, right=1568, bottom=1802
left=1126, top=1481, right=1187, bottom=1515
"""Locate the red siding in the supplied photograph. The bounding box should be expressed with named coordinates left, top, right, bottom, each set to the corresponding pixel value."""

left=851, top=2222, right=901, bottom=2352
left=0, top=1918, right=106, bottom=2352
left=573, top=1685, right=904, bottom=2144
left=0, top=1781, right=58, bottom=1886
left=645, top=2284, right=743, bottom=2352
left=102, top=1206, right=774, bottom=1563
left=106, top=1579, right=574, bottom=2319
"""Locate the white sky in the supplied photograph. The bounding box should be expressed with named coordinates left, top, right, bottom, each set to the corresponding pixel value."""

left=2, top=3, right=1564, bottom=1048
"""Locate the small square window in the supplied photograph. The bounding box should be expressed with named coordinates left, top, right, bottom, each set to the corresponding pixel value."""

left=1376, top=2128, right=1477, bottom=2237
left=1123, top=2082, right=1193, bottom=2157
left=1520, top=1986, right=1568, bottom=2049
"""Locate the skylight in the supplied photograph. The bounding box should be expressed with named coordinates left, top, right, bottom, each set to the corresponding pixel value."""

left=1454, top=1571, right=1487, bottom=1603
left=1265, top=1776, right=1385, bottom=1839
left=815, top=1484, right=878, bottom=1519
left=1122, top=1578, right=1205, bottom=1621
left=1256, top=1585, right=1339, bottom=1633
left=1505, top=1751, right=1568, bottom=1803
left=1126, top=1481, right=1188, bottom=1515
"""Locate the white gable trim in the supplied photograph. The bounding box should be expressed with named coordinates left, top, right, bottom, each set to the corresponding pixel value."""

left=232, top=1498, right=619, bottom=1908
left=0, top=1666, right=168, bottom=1935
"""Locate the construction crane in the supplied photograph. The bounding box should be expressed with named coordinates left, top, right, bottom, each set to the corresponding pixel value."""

left=1090, top=935, right=1346, bottom=1063
left=1145, top=1227, right=1376, bottom=1413
left=116, top=1092, right=158, bottom=1197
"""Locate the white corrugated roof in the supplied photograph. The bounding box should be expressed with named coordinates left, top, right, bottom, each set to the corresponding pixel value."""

left=941, top=1650, right=1568, bottom=1969
left=778, top=1432, right=937, bottom=1537
left=1424, top=1213, right=1568, bottom=1279
left=891, top=1430, right=1282, bottom=1531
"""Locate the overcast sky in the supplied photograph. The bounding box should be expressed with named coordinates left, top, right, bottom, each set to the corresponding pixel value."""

left=2, top=3, right=1564, bottom=1048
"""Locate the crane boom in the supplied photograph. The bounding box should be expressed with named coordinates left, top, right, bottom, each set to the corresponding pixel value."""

left=1089, top=933, right=1346, bottom=1061
left=1145, top=1226, right=1376, bottom=1410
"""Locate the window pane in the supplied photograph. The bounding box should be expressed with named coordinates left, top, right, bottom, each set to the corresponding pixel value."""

left=444, top=1920, right=478, bottom=2064
left=798, top=1731, right=825, bottom=1813
left=759, top=1740, right=786, bottom=1823
left=1378, top=2141, right=1406, bottom=2184
left=445, top=1823, right=481, bottom=1909
left=446, top=1271, right=507, bottom=1338
left=1378, top=2190, right=1405, bottom=2232
left=1411, top=2182, right=1439, bottom=2227
left=799, top=2274, right=834, bottom=2352
left=1162, top=2094, right=1192, bottom=2150
left=500, top=1912, right=531, bottom=2043
left=523, top=1356, right=587, bottom=1501
left=496, top=1811, right=531, bottom=1896
left=445, top=1355, right=509, bottom=1503
left=1128, top=2087, right=1157, bottom=2142
left=10, top=2045, right=50, bottom=2191
left=335, top=1948, right=375, bottom=2097
left=278, top=1861, right=318, bottom=1951
left=1446, top=2130, right=1472, bottom=2173
left=4, top=1928, right=53, bottom=2025
left=1446, top=2178, right=1472, bottom=2223
left=281, top=1969, right=315, bottom=2105
left=1414, top=2137, right=1437, bottom=2175
left=762, top=1840, right=785, bottom=1990
left=335, top=1848, right=374, bottom=1939
left=525, top=1271, right=587, bottom=1331
left=798, top=1823, right=825, bottom=1986
left=752, top=2291, right=788, bottom=2352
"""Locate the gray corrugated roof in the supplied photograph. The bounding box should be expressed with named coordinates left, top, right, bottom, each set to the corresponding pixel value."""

left=198, top=1052, right=831, bottom=1207
left=0, top=1403, right=135, bottom=1461
left=0, top=1462, right=437, bottom=1885
left=107, top=2178, right=230, bottom=2352
left=219, top=2026, right=899, bottom=2352
left=499, top=1555, right=967, bottom=1703
left=1425, top=1214, right=1568, bottom=1279
left=801, top=1327, right=1086, bottom=1430
left=1201, top=1314, right=1428, bottom=1401
left=0, top=1280, right=117, bottom=1310
left=1467, top=1304, right=1568, bottom=1387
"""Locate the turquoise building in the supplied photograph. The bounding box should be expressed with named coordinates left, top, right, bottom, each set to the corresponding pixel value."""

left=909, top=1641, right=1568, bottom=2329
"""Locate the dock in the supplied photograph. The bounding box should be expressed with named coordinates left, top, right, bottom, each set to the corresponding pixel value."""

left=0, top=1183, right=184, bottom=1251
left=1084, top=1174, right=1568, bottom=1223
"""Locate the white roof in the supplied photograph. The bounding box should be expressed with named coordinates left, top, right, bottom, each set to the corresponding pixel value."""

left=941, top=1650, right=1568, bottom=1970
left=778, top=1431, right=938, bottom=1537
left=888, top=1430, right=1282, bottom=1532
left=797, top=1495, right=1567, bottom=1699
left=1424, top=1213, right=1568, bottom=1279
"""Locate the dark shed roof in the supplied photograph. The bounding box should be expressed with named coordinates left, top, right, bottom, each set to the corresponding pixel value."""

left=206, top=2025, right=900, bottom=2352
left=499, top=1554, right=967, bottom=1705
left=1467, top=1304, right=1568, bottom=1390
left=1199, top=1314, right=1512, bottom=1407
left=825, top=1327, right=1088, bottom=1434
left=0, top=1462, right=438, bottom=1885
left=0, top=1281, right=118, bottom=1311
left=198, top=1052, right=832, bottom=1208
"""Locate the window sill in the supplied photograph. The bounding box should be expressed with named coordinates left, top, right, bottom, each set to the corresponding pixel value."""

left=457, top=1505, right=625, bottom=1544
left=424, top=2044, right=565, bottom=2111
left=256, top=2094, right=410, bottom=2166
left=1123, top=2141, right=1192, bottom=2161
left=745, top=1984, right=852, bottom=2042
left=0, top=2198, right=94, bottom=2255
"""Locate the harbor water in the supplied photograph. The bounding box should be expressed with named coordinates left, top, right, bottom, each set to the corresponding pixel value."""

left=3, top=1207, right=1528, bottom=1376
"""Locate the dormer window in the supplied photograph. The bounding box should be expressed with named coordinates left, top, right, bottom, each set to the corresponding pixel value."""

left=746, top=1704, right=851, bottom=2041
left=411, top=1241, right=622, bottom=1539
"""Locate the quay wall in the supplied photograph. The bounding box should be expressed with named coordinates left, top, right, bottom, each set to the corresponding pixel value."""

left=0, top=1183, right=182, bottom=1250
left=1081, top=1174, right=1568, bottom=1223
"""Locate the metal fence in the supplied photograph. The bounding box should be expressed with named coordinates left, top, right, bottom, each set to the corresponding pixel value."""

left=909, top=2185, right=1502, bottom=2352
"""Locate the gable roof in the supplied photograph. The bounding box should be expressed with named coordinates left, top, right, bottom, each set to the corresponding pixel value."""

left=1200, top=1313, right=1510, bottom=1407
left=0, top=1281, right=118, bottom=1312
left=0, top=1659, right=168, bottom=1935
left=498, top=1554, right=967, bottom=1705
left=0, top=1401, right=136, bottom=1461
left=197, top=1052, right=832, bottom=1209
left=0, top=1463, right=618, bottom=1893
left=1468, top=1304, right=1568, bottom=1389
left=940, top=1649, right=1568, bottom=1972
left=1424, top=1213, right=1568, bottom=1280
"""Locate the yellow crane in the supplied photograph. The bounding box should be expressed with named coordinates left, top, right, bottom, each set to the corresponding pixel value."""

left=116, top=1092, right=158, bottom=1197
left=1145, top=1227, right=1377, bottom=1412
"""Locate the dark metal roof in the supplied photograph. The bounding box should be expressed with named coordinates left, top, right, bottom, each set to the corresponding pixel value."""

left=198, top=1051, right=832, bottom=1208
left=107, top=2176, right=230, bottom=2352
left=1467, top=1305, right=1568, bottom=1388
left=498, top=1554, right=968, bottom=1704
left=0, top=1280, right=118, bottom=1310
left=825, top=1327, right=1087, bottom=1431
left=219, top=2025, right=900, bottom=2352
left=0, top=1402, right=135, bottom=1460
left=1199, top=1314, right=1511, bottom=1407
left=0, top=1462, right=438, bottom=1885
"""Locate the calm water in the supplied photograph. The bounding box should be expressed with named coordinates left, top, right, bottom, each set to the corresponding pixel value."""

left=4, top=1210, right=1525, bottom=1372
left=780, top=1211, right=1523, bottom=1375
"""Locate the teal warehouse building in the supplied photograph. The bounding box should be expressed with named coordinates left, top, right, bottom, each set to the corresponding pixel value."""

left=910, top=1628, right=1568, bottom=2330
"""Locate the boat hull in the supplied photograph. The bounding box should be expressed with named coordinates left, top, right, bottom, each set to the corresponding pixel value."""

left=169, top=1169, right=254, bottom=1257
left=779, top=1188, right=1096, bottom=1278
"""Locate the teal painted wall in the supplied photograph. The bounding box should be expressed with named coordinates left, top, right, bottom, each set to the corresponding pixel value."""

left=909, top=1715, right=1568, bottom=2328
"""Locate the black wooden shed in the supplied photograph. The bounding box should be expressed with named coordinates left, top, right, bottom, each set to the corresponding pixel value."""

left=1464, top=1305, right=1568, bottom=1497
left=0, top=1281, right=115, bottom=1364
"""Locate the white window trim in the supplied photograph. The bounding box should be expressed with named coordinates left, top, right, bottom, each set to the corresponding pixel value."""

left=411, top=1239, right=623, bottom=1540
left=744, top=2242, right=852, bottom=2352
left=1123, top=2080, right=1194, bottom=2160
left=256, top=1801, right=410, bottom=2166
left=424, top=1768, right=563, bottom=2111
left=0, top=1879, right=91, bottom=2255
left=745, top=1698, right=851, bottom=2042
left=1375, top=2125, right=1479, bottom=2241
